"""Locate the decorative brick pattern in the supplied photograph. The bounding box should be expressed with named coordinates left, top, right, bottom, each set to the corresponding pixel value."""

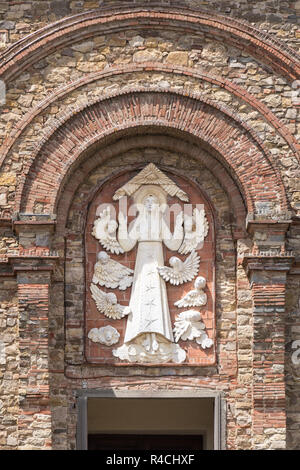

left=54, top=134, right=247, bottom=237
left=17, top=276, right=52, bottom=450
left=243, top=255, right=294, bottom=449
left=1, top=63, right=298, bottom=174
left=17, top=90, right=287, bottom=215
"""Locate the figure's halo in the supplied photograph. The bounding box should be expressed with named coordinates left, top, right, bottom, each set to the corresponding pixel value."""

left=113, top=163, right=189, bottom=202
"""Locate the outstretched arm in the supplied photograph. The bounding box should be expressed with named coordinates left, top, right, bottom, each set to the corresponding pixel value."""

left=163, top=211, right=184, bottom=251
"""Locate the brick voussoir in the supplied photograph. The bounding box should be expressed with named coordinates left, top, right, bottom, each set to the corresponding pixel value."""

left=1, top=64, right=297, bottom=176
left=12, top=89, right=288, bottom=217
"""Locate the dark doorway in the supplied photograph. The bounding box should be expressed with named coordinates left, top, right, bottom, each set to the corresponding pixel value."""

left=88, top=433, right=204, bottom=450
left=76, top=394, right=222, bottom=450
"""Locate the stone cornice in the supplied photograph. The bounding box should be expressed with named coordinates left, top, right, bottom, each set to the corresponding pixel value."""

left=242, top=254, right=295, bottom=276
left=0, top=252, right=59, bottom=275
left=12, top=220, right=56, bottom=234
left=246, top=219, right=292, bottom=233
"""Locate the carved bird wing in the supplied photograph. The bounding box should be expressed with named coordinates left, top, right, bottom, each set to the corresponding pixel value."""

left=174, top=290, right=198, bottom=308
left=179, top=208, right=209, bottom=255
left=109, top=259, right=134, bottom=290
left=174, top=289, right=207, bottom=308
left=92, top=262, right=114, bottom=287
left=180, top=251, right=201, bottom=283
left=157, top=251, right=200, bottom=285
left=93, top=259, right=133, bottom=290
left=157, top=263, right=182, bottom=285
left=90, top=284, right=130, bottom=319
left=92, top=207, right=124, bottom=255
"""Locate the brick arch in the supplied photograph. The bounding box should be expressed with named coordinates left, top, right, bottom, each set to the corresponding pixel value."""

left=16, top=92, right=287, bottom=216
left=1, top=63, right=298, bottom=170
left=1, top=4, right=299, bottom=83
left=16, top=90, right=287, bottom=216
left=54, top=134, right=246, bottom=236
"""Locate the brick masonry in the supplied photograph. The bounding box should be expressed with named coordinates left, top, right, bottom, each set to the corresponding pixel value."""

left=16, top=90, right=288, bottom=215
left=0, top=0, right=299, bottom=450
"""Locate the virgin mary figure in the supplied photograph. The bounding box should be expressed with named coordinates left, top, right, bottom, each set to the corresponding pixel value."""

left=113, top=185, right=187, bottom=364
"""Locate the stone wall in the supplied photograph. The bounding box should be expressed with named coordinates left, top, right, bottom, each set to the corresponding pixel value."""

left=0, top=0, right=299, bottom=450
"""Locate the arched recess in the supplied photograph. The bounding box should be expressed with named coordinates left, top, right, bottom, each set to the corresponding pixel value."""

left=55, top=134, right=246, bottom=236
left=55, top=146, right=238, bottom=372
left=15, top=90, right=288, bottom=220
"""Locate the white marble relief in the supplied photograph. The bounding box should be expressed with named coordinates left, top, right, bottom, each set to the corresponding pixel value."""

left=88, top=325, right=120, bottom=346
left=90, top=164, right=210, bottom=363
left=92, top=206, right=124, bottom=254
left=113, top=163, right=189, bottom=202
left=90, top=284, right=131, bottom=320
left=157, top=250, right=200, bottom=286
left=178, top=208, right=209, bottom=254
left=113, top=185, right=187, bottom=363
left=92, top=251, right=133, bottom=290
left=174, top=276, right=207, bottom=308
left=113, top=333, right=186, bottom=364
left=173, top=310, right=213, bottom=349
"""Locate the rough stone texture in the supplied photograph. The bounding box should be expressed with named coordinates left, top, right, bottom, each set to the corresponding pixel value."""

left=0, top=0, right=299, bottom=450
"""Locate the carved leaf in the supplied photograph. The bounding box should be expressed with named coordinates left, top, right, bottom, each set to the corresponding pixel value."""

left=173, top=310, right=213, bottom=349
left=88, top=326, right=120, bottom=346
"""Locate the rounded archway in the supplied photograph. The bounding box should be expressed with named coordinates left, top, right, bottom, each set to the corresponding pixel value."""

left=17, top=89, right=287, bottom=218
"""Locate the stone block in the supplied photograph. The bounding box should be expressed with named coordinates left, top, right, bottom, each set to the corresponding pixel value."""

left=71, top=41, right=94, bottom=53
left=133, top=49, right=163, bottom=62
left=166, top=51, right=189, bottom=66
left=0, top=21, right=15, bottom=30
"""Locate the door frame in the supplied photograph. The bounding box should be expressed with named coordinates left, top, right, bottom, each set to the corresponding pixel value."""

left=76, top=389, right=226, bottom=450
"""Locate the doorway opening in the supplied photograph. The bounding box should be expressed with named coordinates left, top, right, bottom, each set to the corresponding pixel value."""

left=87, top=397, right=212, bottom=450
left=77, top=391, right=224, bottom=450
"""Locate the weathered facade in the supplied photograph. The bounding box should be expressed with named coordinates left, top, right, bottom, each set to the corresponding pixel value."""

left=0, top=0, right=300, bottom=450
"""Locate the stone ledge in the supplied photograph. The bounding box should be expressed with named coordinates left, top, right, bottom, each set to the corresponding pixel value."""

left=13, top=220, right=56, bottom=235
left=246, top=218, right=292, bottom=232
left=242, top=254, right=295, bottom=274
left=65, top=364, right=220, bottom=378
